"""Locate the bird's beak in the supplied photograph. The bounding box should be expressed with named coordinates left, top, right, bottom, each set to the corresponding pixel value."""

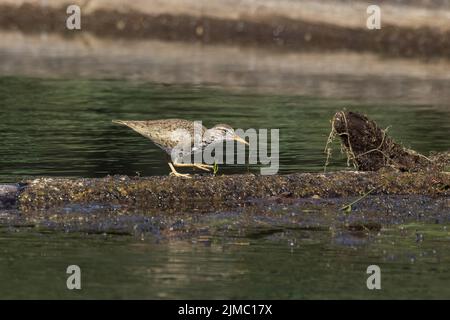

left=233, top=135, right=249, bottom=145
left=112, top=120, right=126, bottom=125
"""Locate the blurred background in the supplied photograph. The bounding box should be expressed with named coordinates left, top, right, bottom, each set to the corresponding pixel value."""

left=1, top=0, right=450, bottom=100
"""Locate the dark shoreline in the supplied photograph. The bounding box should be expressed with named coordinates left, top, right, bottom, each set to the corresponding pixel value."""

left=1, top=3, right=449, bottom=60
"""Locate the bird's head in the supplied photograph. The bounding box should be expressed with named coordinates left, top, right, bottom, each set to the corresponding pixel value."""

left=203, top=124, right=249, bottom=146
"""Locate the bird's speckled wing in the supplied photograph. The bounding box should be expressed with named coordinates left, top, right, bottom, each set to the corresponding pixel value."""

left=114, top=119, right=206, bottom=154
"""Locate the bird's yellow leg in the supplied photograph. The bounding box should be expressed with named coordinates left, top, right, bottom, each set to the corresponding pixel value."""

left=168, top=163, right=191, bottom=178
left=173, top=162, right=213, bottom=172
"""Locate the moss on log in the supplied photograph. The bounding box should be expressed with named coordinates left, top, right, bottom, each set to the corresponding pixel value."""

left=15, top=171, right=449, bottom=211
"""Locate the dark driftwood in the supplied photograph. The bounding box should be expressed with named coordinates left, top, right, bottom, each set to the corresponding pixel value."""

left=3, top=171, right=447, bottom=210
left=331, top=111, right=448, bottom=172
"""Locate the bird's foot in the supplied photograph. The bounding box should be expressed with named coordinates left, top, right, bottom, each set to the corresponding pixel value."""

left=169, top=172, right=192, bottom=179
left=194, top=164, right=214, bottom=171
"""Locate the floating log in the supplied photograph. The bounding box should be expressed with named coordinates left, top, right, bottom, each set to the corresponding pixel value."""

left=4, top=171, right=448, bottom=211
left=0, top=174, right=449, bottom=237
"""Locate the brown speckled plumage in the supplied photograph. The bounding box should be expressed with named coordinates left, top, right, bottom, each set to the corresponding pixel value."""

left=113, top=119, right=247, bottom=177
left=113, top=119, right=206, bottom=154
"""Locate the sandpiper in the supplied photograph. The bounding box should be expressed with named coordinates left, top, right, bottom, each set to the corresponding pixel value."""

left=112, top=119, right=248, bottom=178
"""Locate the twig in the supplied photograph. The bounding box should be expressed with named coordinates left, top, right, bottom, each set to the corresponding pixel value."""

left=340, top=186, right=378, bottom=212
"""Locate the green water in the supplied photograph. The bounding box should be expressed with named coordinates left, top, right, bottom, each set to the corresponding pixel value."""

left=0, top=76, right=450, bottom=299
left=1, top=224, right=449, bottom=299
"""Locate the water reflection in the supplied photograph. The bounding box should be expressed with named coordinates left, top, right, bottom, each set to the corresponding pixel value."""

left=0, top=223, right=449, bottom=299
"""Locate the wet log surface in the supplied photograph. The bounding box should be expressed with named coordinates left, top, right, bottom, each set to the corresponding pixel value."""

left=2, top=171, right=447, bottom=211
left=0, top=194, right=449, bottom=240
left=0, top=172, right=449, bottom=239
